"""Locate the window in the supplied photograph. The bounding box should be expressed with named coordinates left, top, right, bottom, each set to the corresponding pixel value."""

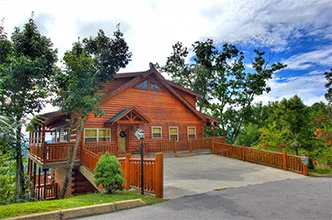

left=135, top=80, right=148, bottom=89
left=84, top=128, right=111, bottom=142
left=98, top=129, right=111, bottom=141
left=152, top=126, right=162, bottom=139
left=151, top=82, right=161, bottom=91
left=169, top=126, right=178, bottom=141
left=188, top=126, right=196, bottom=140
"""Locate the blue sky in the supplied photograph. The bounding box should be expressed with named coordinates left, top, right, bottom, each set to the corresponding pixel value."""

left=0, top=0, right=331, bottom=109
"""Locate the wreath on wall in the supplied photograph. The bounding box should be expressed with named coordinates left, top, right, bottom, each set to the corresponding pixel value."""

left=119, top=130, right=127, bottom=137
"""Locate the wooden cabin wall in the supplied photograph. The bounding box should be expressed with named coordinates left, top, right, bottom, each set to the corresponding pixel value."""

left=82, top=76, right=206, bottom=152
left=171, top=87, right=197, bottom=107
left=85, top=82, right=204, bottom=128
left=54, top=167, right=73, bottom=198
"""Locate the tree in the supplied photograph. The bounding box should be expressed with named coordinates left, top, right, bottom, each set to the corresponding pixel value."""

left=324, top=68, right=332, bottom=105
left=161, top=40, right=216, bottom=111
left=0, top=17, right=57, bottom=200
left=94, top=152, right=124, bottom=193
left=53, top=27, right=131, bottom=199
left=162, top=39, right=286, bottom=142
left=257, top=96, right=313, bottom=154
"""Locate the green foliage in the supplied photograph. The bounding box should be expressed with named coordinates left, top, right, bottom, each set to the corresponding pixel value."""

left=161, top=39, right=286, bottom=142
left=256, top=96, right=313, bottom=154
left=94, top=152, right=124, bottom=193
left=0, top=150, right=16, bottom=204
left=234, top=123, right=260, bottom=147
left=52, top=27, right=131, bottom=198
left=324, top=68, right=332, bottom=105
left=0, top=16, right=57, bottom=200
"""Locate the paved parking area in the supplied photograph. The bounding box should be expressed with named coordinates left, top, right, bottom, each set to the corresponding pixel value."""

left=164, top=154, right=305, bottom=199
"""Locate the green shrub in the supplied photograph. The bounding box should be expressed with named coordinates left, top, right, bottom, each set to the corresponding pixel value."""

left=94, top=152, right=124, bottom=193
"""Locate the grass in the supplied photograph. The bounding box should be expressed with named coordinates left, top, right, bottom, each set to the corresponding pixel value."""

left=0, top=190, right=165, bottom=219
left=309, top=168, right=332, bottom=177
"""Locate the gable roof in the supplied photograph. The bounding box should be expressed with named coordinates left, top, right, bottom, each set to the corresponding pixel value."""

left=35, top=68, right=219, bottom=128
left=105, top=106, right=152, bottom=125
left=101, top=68, right=218, bottom=124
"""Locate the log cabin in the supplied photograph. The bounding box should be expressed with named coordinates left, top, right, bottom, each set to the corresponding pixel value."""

left=27, top=67, right=221, bottom=199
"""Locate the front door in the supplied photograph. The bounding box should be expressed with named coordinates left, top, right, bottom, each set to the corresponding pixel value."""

left=119, top=128, right=129, bottom=154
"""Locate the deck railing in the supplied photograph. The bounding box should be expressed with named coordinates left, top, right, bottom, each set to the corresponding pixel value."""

left=84, top=141, right=118, bottom=156
left=81, top=147, right=164, bottom=198
left=81, top=147, right=100, bottom=172
left=29, top=142, right=76, bottom=162
left=34, top=183, right=58, bottom=200
left=144, top=137, right=225, bottom=154
left=214, top=142, right=307, bottom=175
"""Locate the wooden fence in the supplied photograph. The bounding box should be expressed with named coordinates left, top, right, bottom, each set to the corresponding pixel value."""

left=118, top=153, right=163, bottom=198
left=214, top=141, right=307, bottom=175
left=81, top=147, right=164, bottom=198
left=144, top=137, right=225, bottom=154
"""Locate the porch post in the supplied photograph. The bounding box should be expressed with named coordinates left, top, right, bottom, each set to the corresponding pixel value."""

left=42, top=124, right=46, bottom=143
left=116, top=124, right=120, bottom=156
left=34, top=129, right=37, bottom=144
left=38, top=125, right=41, bottom=144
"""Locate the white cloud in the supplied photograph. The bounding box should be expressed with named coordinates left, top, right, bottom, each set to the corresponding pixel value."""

left=254, top=74, right=327, bottom=106
left=0, top=0, right=330, bottom=112
left=283, top=46, right=332, bottom=70
left=201, top=0, right=332, bottom=51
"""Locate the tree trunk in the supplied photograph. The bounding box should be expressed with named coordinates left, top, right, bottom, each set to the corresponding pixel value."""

left=14, top=124, right=25, bottom=201
left=59, top=118, right=84, bottom=199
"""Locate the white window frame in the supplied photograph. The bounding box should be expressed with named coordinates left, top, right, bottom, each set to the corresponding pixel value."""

left=151, top=126, right=162, bottom=139
left=169, top=126, right=179, bottom=141
left=84, top=128, right=111, bottom=142
left=188, top=126, right=196, bottom=140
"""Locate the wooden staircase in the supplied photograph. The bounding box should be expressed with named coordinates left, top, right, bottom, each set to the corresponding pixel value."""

left=71, top=168, right=98, bottom=196
left=79, top=166, right=105, bottom=193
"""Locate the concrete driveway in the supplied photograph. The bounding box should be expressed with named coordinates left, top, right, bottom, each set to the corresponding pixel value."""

left=164, top=154, right=305, bottom=199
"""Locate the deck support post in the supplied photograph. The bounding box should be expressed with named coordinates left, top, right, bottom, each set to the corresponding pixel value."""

left=242, top=145, right=246, bottom=161
left=154, top=153, right=164, bottom=198
left=189, top=138, right=193, bottom=153
left=124, top=153, right=131, bottom=189
left=38, top=167, right=41, bottom=200
left=43, top=169, right=48, bottom=200
left=303, top=165, right=308, bottom=176
left=140, top=138, right=144, bottom=195
left=282, top=152, right=288, bottom=170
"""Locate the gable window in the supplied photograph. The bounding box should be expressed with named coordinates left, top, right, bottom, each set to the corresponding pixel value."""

left=152, top=126, right=162, bottom=139
left=188, top=126, right=196, bottom=140
left=169, top=126, right=178, bottom=141
left=135, top=80, right=148, bottom=90
left=151, top=82, right=161, bottom=91
left=84, top=128, right=111, bottom=142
